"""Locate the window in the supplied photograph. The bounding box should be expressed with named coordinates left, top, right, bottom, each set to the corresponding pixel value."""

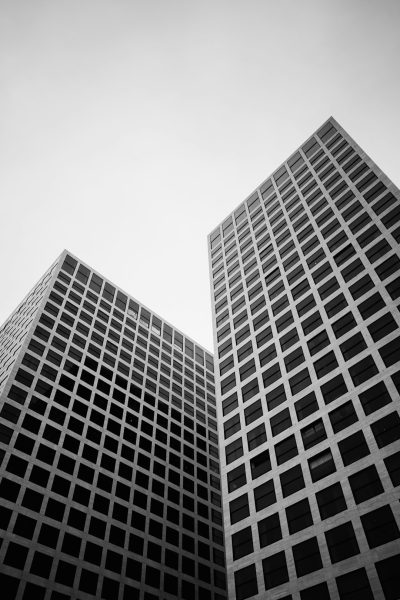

left=270, top=408, right=292, bottom=436
left=332, top=312, right=357, bottom=338
left=275, top=434, right=298, bottom=465
left=292, top=537, right=323, bottom=577
left=312, top=261, right=332, bottom=284
left=339, top=333, right=367, bottom=360
left=358, top=292, right=385, bottom=319
left=359, top=381, right=392, bottom=415
left=234, top=564, right=258, bottom=600
left=229, top=494, right=249, bottom=525
left=280, top=328, right=299, bottom=351
left=338, top=430, right=370, bottom=466
left=250, top=449, right=271, bottom=479
left=379, top=337, right=400, bottom=367
left=254, top=480, right=276, bottom=511
left=309, top=449, right=335, bottom=482
left=291, top=279, right=310, bottom=301
left=384, top=450, right=400, bottom=487
left=361, top=505, right=400, bottom=549
left=224, top=414, right=241, bottom=439
left=262, top=551, right=289, bottom=590
left=300, top=582, right=330, bottom=600
left=376, top=254, right=400, bottom=281
left=301, top=419, right=327, bottom=449
left=295, top=391, right=319, bottom=420
left=225, top=438, right=243, bottom=465
left=227, top=465, right=246, bottom=493
left=244, top=400, right=262, bottom=425
left=247, top=424, right=266, bottom=450
left=301, top=311, right=322, bottom=335
left=286, top=498, right=313, bottom=534
left=375, top=554, right=400, bottom=600
left=258, top=512, right=282, bottom=547
left=221, top=393, right=238, bottom=418
left=232, top=527, right=254, bottom=560
left=325, top=293, right=348, bottom=318
left=329, top=401, right=358, bottom=432
left=296, top=295, right=316, bottom=317
left=349, top=273, right=374, bottom=300
left=314, top=351, right=338, bottom=378
left=259, top=343, right=277, bottom=367
left=262, top=363, right=281, bottom=389
left=280, top=464, right=305, bottom=497
left=325, top=522, right=360, bottom=563
left=284, top=347, right=305, bottom=372
left=242, top=378, right=259, bottom=402
left=371, top=412, right=400, bottom=448
left=336, top=567, right=374, bottom=600
left=349, top=464, right=383, bottom=504
left=316, top=482, right=347, bottom=519
left=289, top=368, right=311, bottom=395
left=307, top=330, right=330, bottom=355
left=368, top=313, right=398, bottom=342
left=349, top=356, right=378, bottom=386
left=266, top=384, right=286, bottom=410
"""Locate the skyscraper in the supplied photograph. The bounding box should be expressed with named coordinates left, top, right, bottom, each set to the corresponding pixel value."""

left=208, top=117, right=400, bottom=600
left=0, top=251, right=227, bottom=600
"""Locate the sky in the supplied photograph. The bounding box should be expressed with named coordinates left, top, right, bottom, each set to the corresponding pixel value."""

left=1, top=0, right=400, bottom=351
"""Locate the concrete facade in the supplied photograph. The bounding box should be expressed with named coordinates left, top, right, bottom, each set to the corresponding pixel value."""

left=0, top=250, right=227, bottom=600
left=208, top=117, right=400, bottom=600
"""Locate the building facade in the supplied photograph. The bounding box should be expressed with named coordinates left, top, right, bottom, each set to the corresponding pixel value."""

left=208, top=117, right=400, bottom=600
left=0, top=251, right=227, bottom=600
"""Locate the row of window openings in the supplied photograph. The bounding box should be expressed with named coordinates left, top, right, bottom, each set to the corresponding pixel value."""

left=224, top=406, right=400, bottom=483
left=60, top=258, right=212, bottom=368
left=24, top=341, right=212, bottom=409
left=217, top=261, right=400, bottom=362
left=30, top=324, right=217, bottom=412
left=229, top=444, right=400, bottom=530
left=232, top=505, right=399, bottom=576
left=0, top=457, right=223, bottom=531
left=1, top=533, right=226, bottom=580
left=219, top=308, right=399, bottom=389
left=4, top=383, right=219, bottom=469
left=235, top=537, right=398, bottom=600
left=0, top=464, right=223, bottom=541
left=220, top=310, right=400, bottom=402
left=214, top=188, right=397, bottom=316
left=224, top=380, right=393, bottom=455
left=211, top=123, right=338, bottom=247
left=215, top=198, right=399, bottom=316
left=211, top=139, right=390, bottom=265
left=212, top=178, right=398, bottom=304
left=4, top=381, right=219, bottom=466
left=215, top=214, right=395, bottom=320
left=212, top=127, right=337, bottom=247
left=11, top=378, right=217, bottom=457
left=24, top=332, right=214, bottom=413
left=2, top=556, right=226, bottom=600
left=44, top=290, right=214, bottom=383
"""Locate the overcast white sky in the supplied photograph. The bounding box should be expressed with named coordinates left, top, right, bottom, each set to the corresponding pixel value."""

left=1, top=0, right=399, bottom=351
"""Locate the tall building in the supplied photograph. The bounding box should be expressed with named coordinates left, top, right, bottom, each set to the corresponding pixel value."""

left=208, top=117, right=400, bottom=600
left=0, top=251, right=227, bottom=600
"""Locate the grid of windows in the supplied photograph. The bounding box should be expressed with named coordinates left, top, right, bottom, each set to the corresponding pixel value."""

left=209, top=117, right=400, bottom=600
left=0, top=252, right=226, bottom=600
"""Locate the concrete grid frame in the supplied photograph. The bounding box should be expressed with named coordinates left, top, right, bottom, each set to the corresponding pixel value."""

left=208, top=117, right=400, bottom=600
left=0, top=250, right=227, bottom=600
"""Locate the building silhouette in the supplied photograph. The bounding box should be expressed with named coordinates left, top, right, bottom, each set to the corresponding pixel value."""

left=0, top=251, right=227, bottom=600
left=208, top=117, right=400, bottom=600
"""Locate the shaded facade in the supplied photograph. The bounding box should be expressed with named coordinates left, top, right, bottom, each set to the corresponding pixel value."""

left=0, top=251, right=227, bottom=600
left=208, top=117, right=400, bottom=600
